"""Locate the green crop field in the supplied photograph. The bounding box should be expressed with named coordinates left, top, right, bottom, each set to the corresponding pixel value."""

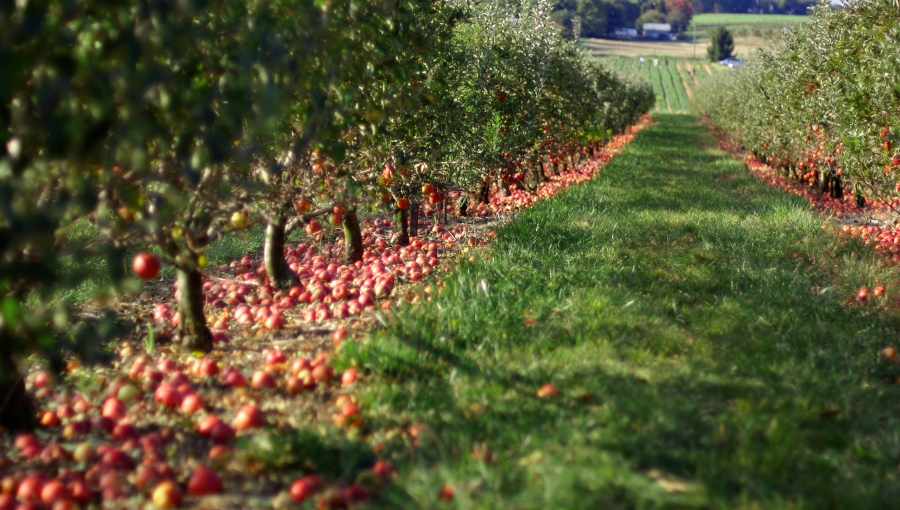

left=606, top=56, right=726, bottom=113
left=581, top=13, right=808, bottom=60
left=691, top=12, right=809, bottom=27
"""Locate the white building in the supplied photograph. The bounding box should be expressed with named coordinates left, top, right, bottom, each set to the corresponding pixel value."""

left=643, top=23, right=675, bottom=40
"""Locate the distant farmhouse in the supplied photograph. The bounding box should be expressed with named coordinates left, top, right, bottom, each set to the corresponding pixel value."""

left=642, top=23, right=675, bottom=40
left=614, top=27, right=639, bottom=39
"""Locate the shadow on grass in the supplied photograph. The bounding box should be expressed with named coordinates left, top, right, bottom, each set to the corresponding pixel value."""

left=339, top=114, right=900, bottom=509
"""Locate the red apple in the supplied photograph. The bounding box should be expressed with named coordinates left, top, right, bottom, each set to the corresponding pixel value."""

left=187, top=465, right=222, bottom=496
left=311, top=364, right=334, bottom=384
left=209, top=421, right=236, bottom=443
left=264, top=349, right=287, bottom=367
left=536, top=383, right=558, bottom=398
left=16, top=473, right=45, bottom=502
left=233, top=405, right=264, bottom=430
left=198, top=358, right=219, bottom=377
left=133, top=252, right=161, bottom=280
left=66, top=479, right=92, bottom=504
left=101, top=398, right=127, bottom=420
left=220, top=368, right=246, bottom=388
left=197, top=415, right=220, bottom=436
left=332, top=328, right=347, bottom=345
left=39, top=480, right=68, bottom=505
left=251, top=371, right=277, bottom=389
left=289, top=475, right=323, bottom=503
left=151, top=481, right=183, bottom=508
left=180, top=394, right=204, bottom=414
left=290, top=357, right=311, bottom=376
left=341, top=369, right=358, bottom=386
left=33, top=372, right=50, bottom=388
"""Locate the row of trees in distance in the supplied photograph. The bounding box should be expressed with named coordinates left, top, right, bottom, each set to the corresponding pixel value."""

left=696, top=0, right=900, bottom=208
left=553, top=0, right=695, bottom=37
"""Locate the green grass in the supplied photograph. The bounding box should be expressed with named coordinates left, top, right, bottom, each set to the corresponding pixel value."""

left=337, top=114, right=900, bottom=509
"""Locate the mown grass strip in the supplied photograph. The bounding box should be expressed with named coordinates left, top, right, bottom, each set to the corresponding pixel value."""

left=339, top=114, right=900, bottom=509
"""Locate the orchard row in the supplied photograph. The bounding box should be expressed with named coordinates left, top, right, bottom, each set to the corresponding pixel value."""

left=696, top=0, right=900, bottom=211
left=0, top=123, right=646, bottom=510
left=0, top=1, right=653, bottom=430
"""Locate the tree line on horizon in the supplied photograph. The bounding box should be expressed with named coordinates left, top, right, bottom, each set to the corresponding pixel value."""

left=553, top=0, right=817, bottom=39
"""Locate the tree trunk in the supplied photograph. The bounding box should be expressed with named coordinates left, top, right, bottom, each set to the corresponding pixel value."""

left=532, top=163, right=543, bottom=185
left=176, top=266, right=213, bottom=352
left=409, top=202, right=419, bottom=236
left=819, top=171, right=830, bottom=194
left=342, top=209, right=364, bottom=263
left=832, top=174, right=844, bottom=200
left=264, top=214, right=299, bottom=291
left=393, top=207, right=409, bottom=247
left=0, top=355, right=35, bottom=432
left=478, top=180, right=490, bottom=204
left=498, top=177, right=510, bottom=197
left=853, top=184, right=865, bottom=208
left=457, top=195, right=469, bottom=217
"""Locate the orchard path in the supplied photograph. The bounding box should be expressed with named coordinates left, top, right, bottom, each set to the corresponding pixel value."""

left=350, top=114, right=900, bottom=509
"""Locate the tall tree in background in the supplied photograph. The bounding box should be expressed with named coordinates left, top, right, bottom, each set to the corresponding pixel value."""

left=634, top=9, right=665, bottom=31
left=578, top=0, right=609, bottom=36
left=665, top=0, right=694, bottom=34
left=607, top=0, right=643, bottom=30
left=707, top=26, right=736, bottom=61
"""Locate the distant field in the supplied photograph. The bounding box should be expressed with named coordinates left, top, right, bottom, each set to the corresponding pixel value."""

left=691, top=13, right=808, bottom=40
left=691, top=13, right=809, bottom=26
left=581, top=13, right=808, bottom=60
left=604, top=56, right=727, bottom=113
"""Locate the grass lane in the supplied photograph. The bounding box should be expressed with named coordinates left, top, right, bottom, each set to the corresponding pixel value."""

left=339, top=114, right=900, bottom=509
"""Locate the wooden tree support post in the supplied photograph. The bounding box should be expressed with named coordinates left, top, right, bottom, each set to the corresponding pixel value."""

left=264, top=213, right=300, bottom=291
left=176, top=266, right=213, bottom=352
left=393, top=207, right=409, bottom=246
left=342, top=209, right=364, bottom=263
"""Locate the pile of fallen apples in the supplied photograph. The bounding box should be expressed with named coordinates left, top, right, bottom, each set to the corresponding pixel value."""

left=0, top=123, right=648, bottom=510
